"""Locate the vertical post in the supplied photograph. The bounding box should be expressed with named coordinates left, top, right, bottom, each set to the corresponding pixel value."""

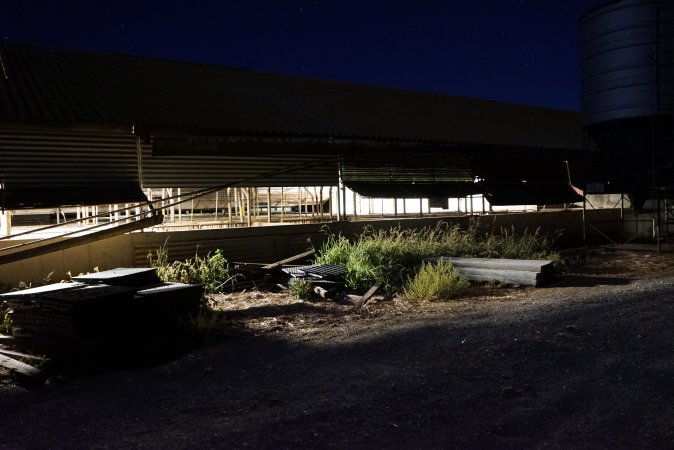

left=167, top=188, right=174, bottom=222
left=320, top=186, right=324, bottom=220
left=215, top=191, right=219, bottom=221
left=353, top=190, right=357, bottom=218
left=234, top=188, right=240, bottom=223
left=227, top=188, right=232, bottom=225
left=582, top=194, right=587, bottom=245
left=281, top=187, right=286, bottom=222
left=298, top=186, right=302, bottom=219
left=240, top=188, right=244, bottom=223
left=304, top=188, right=310, bottom=219
left=336, top=160, right=343, bottom=221
left=657, top=189, right=661, bottom=253
left=267, top=187, right=272, bottom=223
left=342, top=185, right=347, bottom=220
left=482, top=195, right=486, bottom=214
left=403, top=198, right=406, bottom=215
left=303, top=188, right=308, bottom=220
left=394, top=198, right=398, bottom=217
left=620, top=192, right=625, bottom=241
left=328, top=187, right=333, bottom=220
left=246, top=188, right=252, bottom=227
left=248, top=187, right=255, bottom=219
left=177, top=188, right=182, bottom=221
left=313, top=187, right=319, bottom=218
left=419, top=198, right=423, bottom=218
left=0, top=210, right=11, bottom=237
left=336, top=185, right=342, bottom=221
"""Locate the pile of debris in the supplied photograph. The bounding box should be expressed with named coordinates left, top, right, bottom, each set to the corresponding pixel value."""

left=223, top=249, right=380, bottom=307
left=226, top=251, right=555, bottom=306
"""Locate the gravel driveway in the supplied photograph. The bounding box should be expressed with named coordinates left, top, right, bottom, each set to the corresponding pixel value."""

left=1, top=247, right=673, bottom=449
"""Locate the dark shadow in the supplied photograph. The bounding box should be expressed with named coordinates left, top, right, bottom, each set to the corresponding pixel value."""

left=549, top=275, right=632, bottom=287
left=2, top=281, right=673, bottom=449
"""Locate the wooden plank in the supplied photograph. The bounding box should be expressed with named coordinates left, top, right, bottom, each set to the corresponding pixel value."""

left=354, top=284, right=379, bottom=310
left=262, top=249, right=315, bottom=270
left=0, top=354, right=42, bottom=377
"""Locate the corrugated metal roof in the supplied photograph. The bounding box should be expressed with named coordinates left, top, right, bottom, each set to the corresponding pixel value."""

left=0, top=127, right=146, bottom=208
left=0, top=42, right=583, bottom=150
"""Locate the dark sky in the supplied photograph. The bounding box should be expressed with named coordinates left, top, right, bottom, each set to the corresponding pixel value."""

left=2, top=1, right=608, bottom=111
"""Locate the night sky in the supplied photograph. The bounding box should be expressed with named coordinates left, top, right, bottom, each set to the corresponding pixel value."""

left=2, top=1, right=608, bottom=111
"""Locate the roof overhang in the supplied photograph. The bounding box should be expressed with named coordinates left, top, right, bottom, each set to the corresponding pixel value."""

left=151, top=135, right=586, bottom=160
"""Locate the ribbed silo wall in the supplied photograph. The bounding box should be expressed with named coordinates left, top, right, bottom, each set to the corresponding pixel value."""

left=580, top=0, right=673, bottom=209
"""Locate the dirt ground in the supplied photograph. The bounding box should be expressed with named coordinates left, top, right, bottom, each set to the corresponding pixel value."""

left=1, top=245, right=674, bottom=449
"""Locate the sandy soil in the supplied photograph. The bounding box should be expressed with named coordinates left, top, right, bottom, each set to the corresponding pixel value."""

left=1, top=245, right=673, bottom=449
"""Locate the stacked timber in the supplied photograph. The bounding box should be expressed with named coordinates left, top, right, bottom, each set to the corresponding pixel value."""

left=424, top=257, right=555, bottom=287
left=1, top=268, right=203, bottom=343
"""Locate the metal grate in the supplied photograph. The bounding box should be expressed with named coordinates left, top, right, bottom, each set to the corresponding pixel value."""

left=283, top=264, right=346, bottom=280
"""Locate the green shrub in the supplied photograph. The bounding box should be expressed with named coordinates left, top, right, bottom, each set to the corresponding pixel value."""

left=147, top=242, right=231, bottom=294
left=288, top=278, right=314, bottom=300
left=403, top=259, right=469, bottom=301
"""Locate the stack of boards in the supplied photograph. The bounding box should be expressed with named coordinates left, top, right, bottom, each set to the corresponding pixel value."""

left=1, top=268, right=203, bottom=344
left=423, top=257, right=555, bottom=287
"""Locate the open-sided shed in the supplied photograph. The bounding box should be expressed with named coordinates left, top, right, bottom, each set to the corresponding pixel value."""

left=0, top=41, right=586, bottom=209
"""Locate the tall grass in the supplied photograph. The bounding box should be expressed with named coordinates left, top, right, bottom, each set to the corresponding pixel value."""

left=315, top=221, right=561, bottom=293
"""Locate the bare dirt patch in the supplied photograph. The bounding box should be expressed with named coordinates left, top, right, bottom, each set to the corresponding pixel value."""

left=1, top=245, right=674, bottom=449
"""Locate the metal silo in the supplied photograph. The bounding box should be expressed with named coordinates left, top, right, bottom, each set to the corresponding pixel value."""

left=580, top=0, right=673, bottom=211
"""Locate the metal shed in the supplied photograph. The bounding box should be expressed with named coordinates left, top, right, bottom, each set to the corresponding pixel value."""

left=0, top=41, right=586, bottom=208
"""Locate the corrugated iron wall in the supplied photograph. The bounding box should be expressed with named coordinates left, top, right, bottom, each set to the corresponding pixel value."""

left=0, top=127, right=145, bottom=208
left=139, top=140, right=338, bottom=188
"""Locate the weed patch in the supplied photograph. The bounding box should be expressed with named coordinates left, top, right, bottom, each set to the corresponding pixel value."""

left=288, top=278, right=314, bottom=300
left=147, top=242, right=232, bottom=294
left=403, top=259, right=469, bottom=301
left=316, top=221, right=561, bottom=295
